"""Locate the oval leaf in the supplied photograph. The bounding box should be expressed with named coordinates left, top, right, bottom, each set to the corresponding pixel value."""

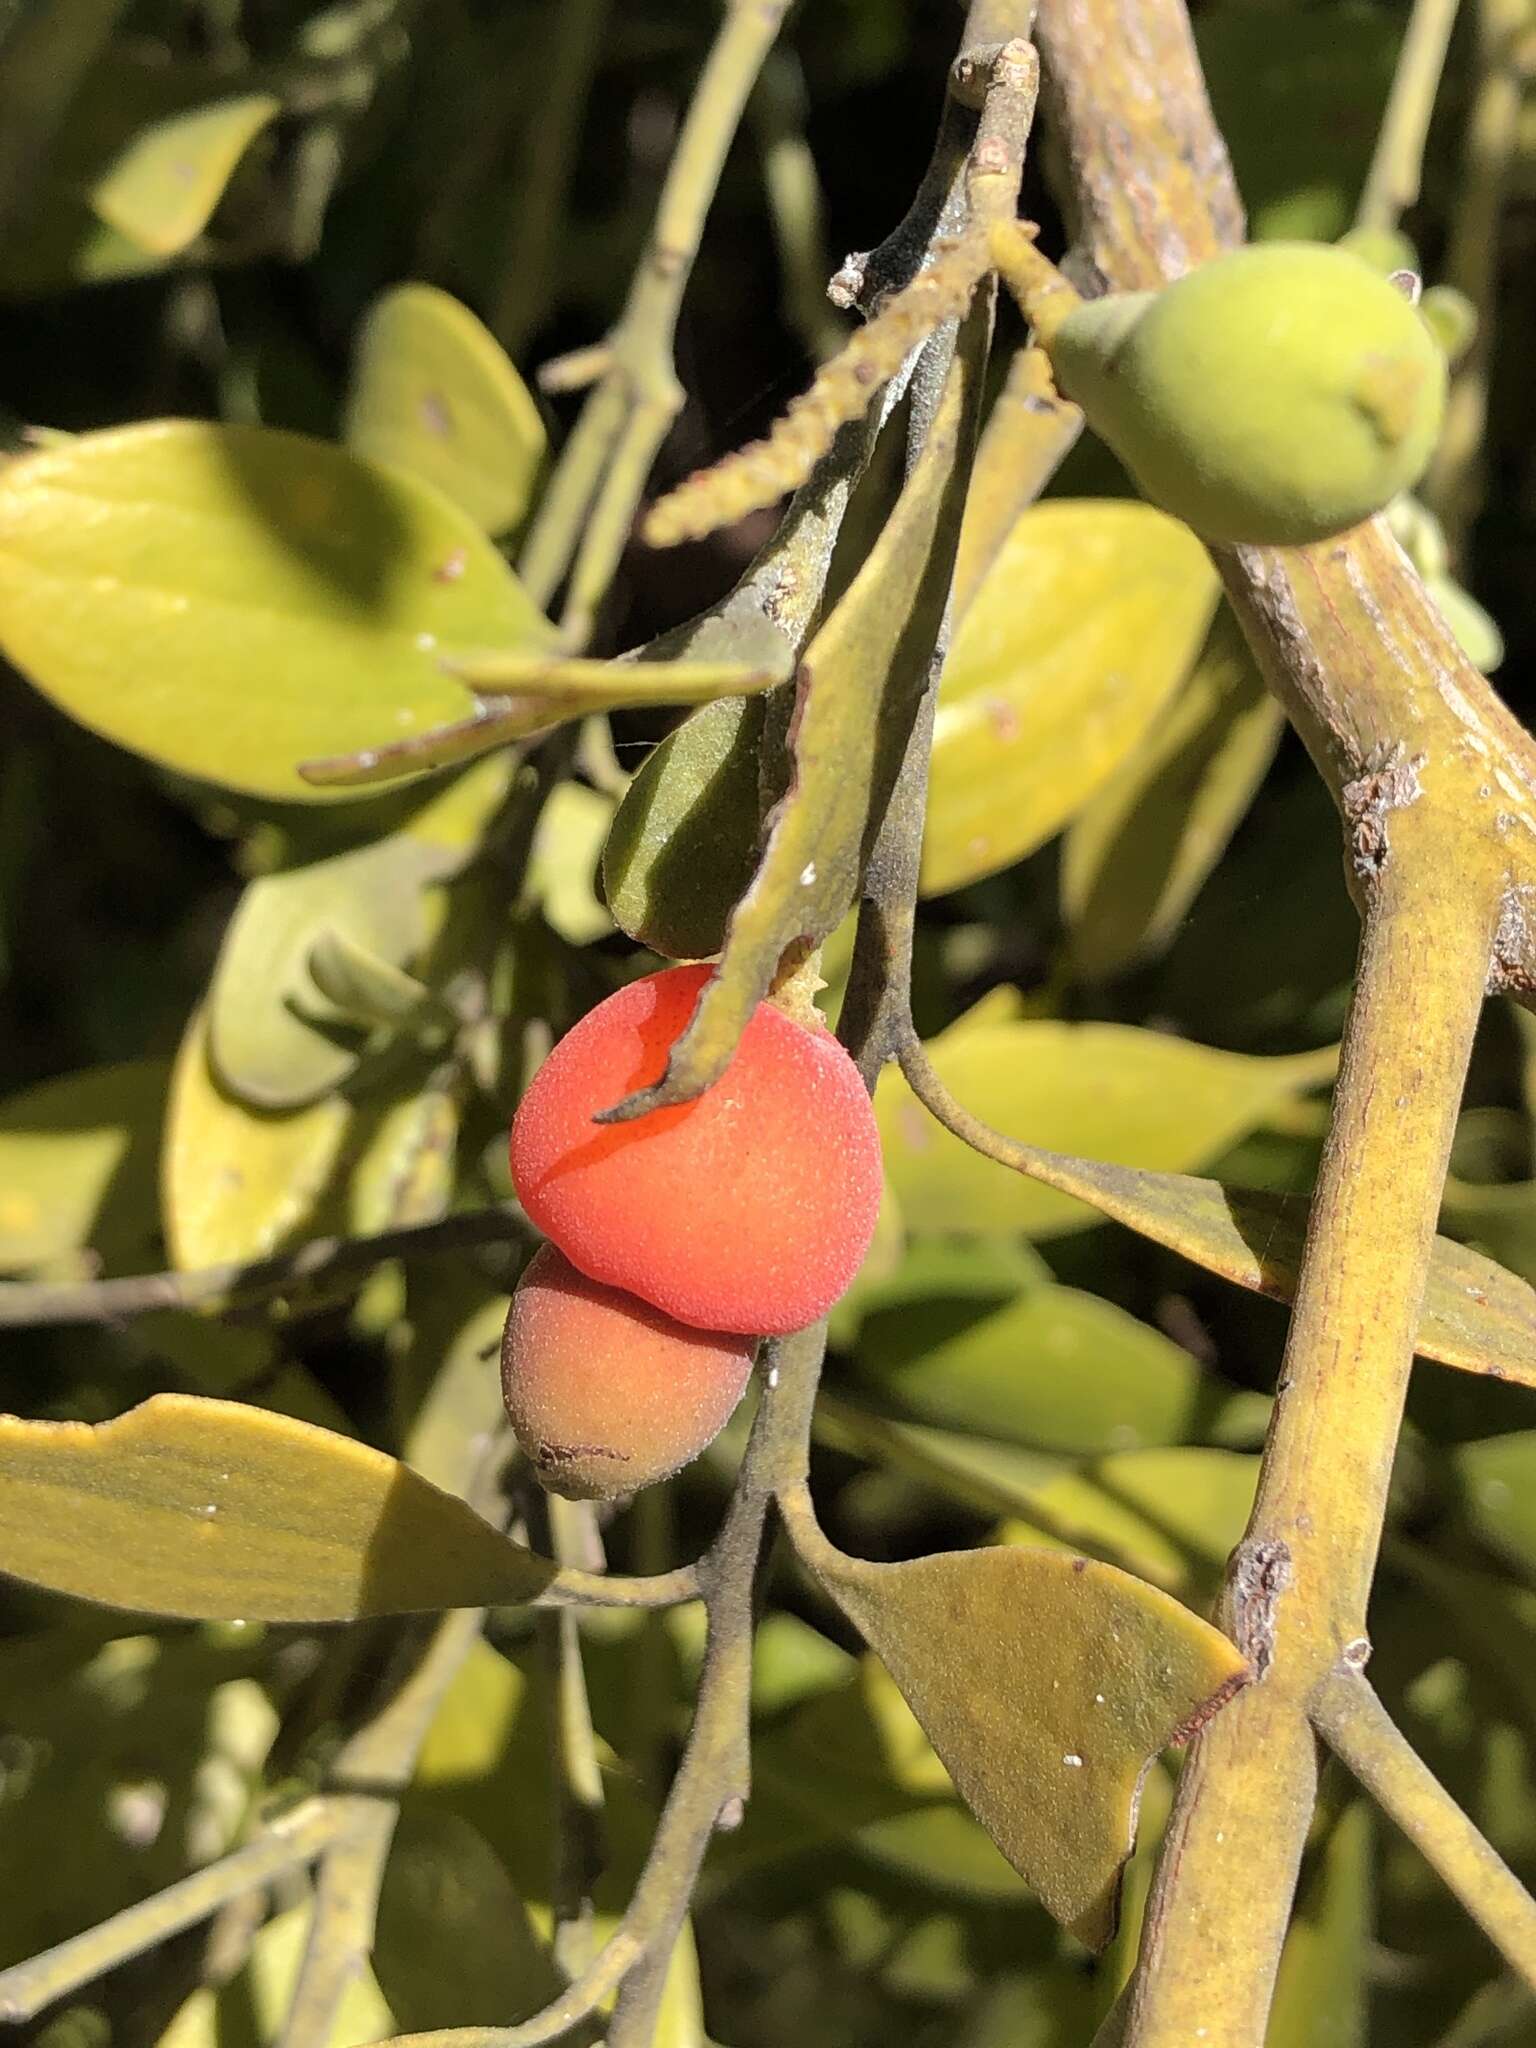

left=89, top=93, right=280, bottom=256
left=1062, top=608, right=1284, bottom=981
left=855, top=1280, right=1206, bottom=1455
left=209, top=756, right=511, bottom=1108
left=877, top=1011, right=1335, bottom=1236
left=163, top=1008, right=353, bottom=1269
left=602, top=694, right=767, bottom=960
left=0, top=421, right=551, bottom=802
left=0, top=1393, right=553, bottom=1620
left=922, top=501, right=1217, bottom=895
left=799, top=1534, right=1247, bottom=1946
left=345, top=282, right=547, bottom=537
left=0, top=1058, right=167, bottom=1272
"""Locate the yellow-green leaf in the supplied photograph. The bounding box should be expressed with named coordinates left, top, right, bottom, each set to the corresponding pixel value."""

left=209, top=757, right=510, bottom=1108
left=1001, top=1448, right=1260, bottom=1602
left=89, top=93, right=279, bottom=256
left=0, top=1393, right=553, bottom=1621
left=158, top=1904, right=394, bottom=2048
left=922, top=501, right=1217, bottom=895
left=0, top=1058, right=167, bottom=1272
left=876, top=1009, right=1335, bottom=1236
left=528, top=780, right=615, bottom=945
left=855, top=1279, right=1206, bottom=1455
left=345, top=282, right=546, bottom=537
left=1062, top=608, right=1284, bottom=980
left=0, top=421, right=550, bottom=802
left=798, top=1531, right=1247, bottom=1945
left=163, top=1008, right=354, bottom=1269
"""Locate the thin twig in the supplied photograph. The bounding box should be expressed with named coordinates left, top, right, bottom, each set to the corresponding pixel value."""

left=516, top=0, right=790, bottom=644
left=0, top=1799, right=347, bottom=2023
left=1355, top=0, right=1463, bottom=233
left=0, top=1204, right=530, bottom=1330
left=1313, top=1665, right=1536, bottom=1988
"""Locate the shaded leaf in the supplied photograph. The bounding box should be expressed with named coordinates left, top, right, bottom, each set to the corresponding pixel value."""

left=158, top=1903, right=394, bottom=2048
left=602, top=694, right=768, bottom=960
left=855, top=1275, right=1207, bottom=1454
left=0, top=1058, right=167, bottom=1272
left=922, top=501, right=1216, bottom=895
left=797, top=1529, right=1247, bottom=1944
left=89, top=94, right=280, bottom=256
left=1197, top=6, right=1403, bottom=241
left=345, top=283, right=546, bottom=537
left=373, top=1806, right=561, bottom=2031
left=0, top=421, right=549, bottom=802
left=0, top=1393, right=553, bottom=1621
left=1062, top=608, right=1284, bottom=980
left=1267, top=1801, right=1371, bottom=2048
left=1454, top=1435, right=1536, bottom=1579
left=607, top=300, right=989, bottom=1116
left=877, top=1009, right=1335, bottom=1236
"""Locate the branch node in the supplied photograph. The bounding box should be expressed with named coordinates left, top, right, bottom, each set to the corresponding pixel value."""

left=1229, top=1537, right=1293, bottom=1682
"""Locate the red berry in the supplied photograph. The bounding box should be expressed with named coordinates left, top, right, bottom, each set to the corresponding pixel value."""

left=509, top=964, right=883, bottom=1335
left=501, top=1244, right=755, bottom=1498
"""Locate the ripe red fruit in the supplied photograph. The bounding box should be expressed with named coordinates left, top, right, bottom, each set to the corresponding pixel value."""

left=509, top=963, right=883, bottom=1335
left=501, top=1244, right=755, bottom=1498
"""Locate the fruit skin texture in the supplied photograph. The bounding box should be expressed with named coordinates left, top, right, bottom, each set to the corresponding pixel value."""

left=502, top=1245, right=755, bottom=1499
left=1047, top=242, right=1447, bottom=547
left=509, top=963, right=883, bottom=1336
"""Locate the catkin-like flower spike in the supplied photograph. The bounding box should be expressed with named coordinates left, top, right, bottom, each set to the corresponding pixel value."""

left=642, top=230, right=990, bottom=548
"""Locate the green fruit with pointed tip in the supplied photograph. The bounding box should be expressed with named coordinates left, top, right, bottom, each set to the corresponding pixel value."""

left=601, top=694, right=767, bottom=960
left=1047, top=243, right=1447, bottom=546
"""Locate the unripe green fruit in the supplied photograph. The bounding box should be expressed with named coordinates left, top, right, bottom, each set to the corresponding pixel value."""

left=1047, top=243, right=1447, bottom=546
left=501, top=1244, right=755, bottom=1499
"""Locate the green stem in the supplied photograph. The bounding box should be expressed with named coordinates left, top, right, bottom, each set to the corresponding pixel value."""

left=1354, top=0, right=1462, bottom=234
left=0, top=1798, right=346, bottom=2023
left=1312, top=1666, right=1536, bottom=1986
left=1116, top=833, right=1501, bottom=2048
left=516, top=0, right=790, bottom=642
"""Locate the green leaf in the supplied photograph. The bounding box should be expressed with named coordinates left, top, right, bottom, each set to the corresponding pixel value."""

left=1266, top=1801, right=1371, bottom=2048
left=854, top=1276, right=1206, bottom=1454
left=922, top=501, right=1217, bottom=895
left=606, top=298, right=989, bottom=1116
left=528, top=779, right=616, bottom=945
left=1454, top=1435, right=1536, bottom=1578
left=876, top=1008, right=1335, bottom=1236
left=345, top=283, right=547, bottom=537
left=0, top=1393, right=554, bottom=1621
left=158, top=1903, right=394, bottom=2048
left=208, top=791, right=480, bottom=1106
left=89, top=93, right=280, bottom=256
left=373, top=1807, right=561, bottom=2031
left=1062, top=608, right=1284, bottom=981
left=0, top=421, right=550, bottom=802
left=1000, top=1449, right=1259, bottom=1602
left=602, top=694, right=768, bottom=960
left=798, top=1532, right=1248, bottom=1945
left=163, top=1008, right=354, bottom=1269
left=873, top=1126, right=1536, bottom=1390
left=0, top=1058, right=167, bottom=1272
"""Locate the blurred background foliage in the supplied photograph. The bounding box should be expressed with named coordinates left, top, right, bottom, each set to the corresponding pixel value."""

left=3, top=0, right=1536, bottom=2044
